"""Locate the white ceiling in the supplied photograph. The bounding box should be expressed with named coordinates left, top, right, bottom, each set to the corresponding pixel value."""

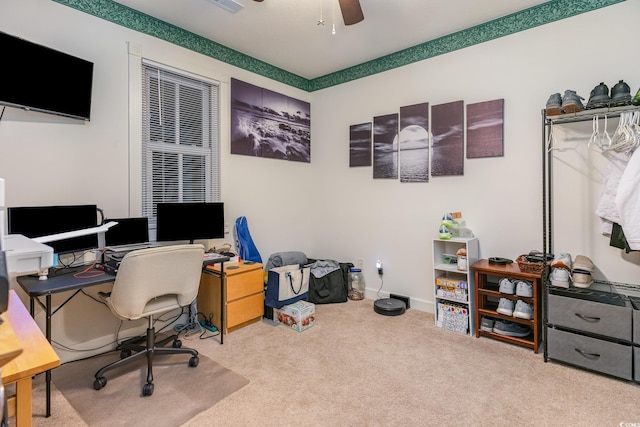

left=114, top=0, right=549, bottom=80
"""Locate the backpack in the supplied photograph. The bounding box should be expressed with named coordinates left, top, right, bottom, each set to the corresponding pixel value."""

left=234, top=216, right=262, bottom=263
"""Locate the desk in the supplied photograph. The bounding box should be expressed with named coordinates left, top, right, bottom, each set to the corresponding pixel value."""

left=16, top=255, right=227, bottom=415
left=1, top=290, right=60, bottom=427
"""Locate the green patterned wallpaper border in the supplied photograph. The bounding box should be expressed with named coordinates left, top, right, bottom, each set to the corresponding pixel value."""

left=53, top=0, right=625, bottom=92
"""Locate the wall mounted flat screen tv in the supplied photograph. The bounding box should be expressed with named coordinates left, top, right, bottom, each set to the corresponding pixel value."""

left=0, top=31, right=94, bottom=121
left=156, top=202, right=224, bottom=244
left=7, top=204, right=99, bottom=254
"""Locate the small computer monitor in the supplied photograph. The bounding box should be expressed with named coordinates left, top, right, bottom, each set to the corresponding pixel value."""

left=104, top=217, right=149, bottom=247
left=7, top=204, right=98, bottom=254
left=156, top=202, right=224, bottom=244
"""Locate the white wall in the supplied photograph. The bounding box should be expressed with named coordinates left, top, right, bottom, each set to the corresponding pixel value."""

left=1, top=0, right=639, bottom=361
left=309, top=1, right=640, bottom=310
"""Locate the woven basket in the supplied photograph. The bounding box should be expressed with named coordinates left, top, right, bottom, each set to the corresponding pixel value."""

left=516, top=255, right=544, bottom=275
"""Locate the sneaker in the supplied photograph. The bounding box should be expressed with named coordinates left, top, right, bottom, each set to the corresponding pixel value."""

left=513, top=300, right=533, bottom=320
left=550, top=252, right=572, bottom=270
left=561, top=90, right=585, bottom=113
left=586, top=82, right=611, bottom=109
left=549, top=268, right=570, bottom=288
left=496, top=298, right=515, bottom=316
left=611, top=80, right=631, bottom=106
left=632, top=87, right=640, bottom=106
left=480, top=316, right=495, bottom=332
left=573, top=255, right=594, bottom=272
left=498, top=278, right=515, bottom=294
left=515, top=280, right=533, bottom=297
left=545, top=93, right=562, bottom=116
left=572, top=271, right=593, bottom=288
left=493, top=320, right=530, bottom=337
left=438, top=225, right=452, bottom=240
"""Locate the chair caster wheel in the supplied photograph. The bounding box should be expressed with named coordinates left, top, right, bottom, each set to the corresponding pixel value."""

left=94, top=377, right=107, bottom=390
left=189, top=356, right=199, bottom=367
left=143, top=383, right=154, bottom=396
left=173, top=339, right=182, bottom=348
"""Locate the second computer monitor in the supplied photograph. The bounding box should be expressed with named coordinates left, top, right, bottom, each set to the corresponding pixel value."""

left=156, top=202, right=224, bottom=244
left=104, top=217, right=150, bottom=247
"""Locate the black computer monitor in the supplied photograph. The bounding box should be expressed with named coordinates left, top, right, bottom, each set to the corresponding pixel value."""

left=104, top=217, right=150, bottom=247
left=156, top=202, right=224, bottom=244
left=7, top=204, right=98, bottom=254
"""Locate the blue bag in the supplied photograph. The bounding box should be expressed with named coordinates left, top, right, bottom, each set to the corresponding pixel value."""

left=234, top=216, right=262, bottom=263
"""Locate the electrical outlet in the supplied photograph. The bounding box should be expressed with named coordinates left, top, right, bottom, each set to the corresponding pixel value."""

left=357, top=258, right=364, bottom=270
left=224, top=223, right=230, bottom=234
left=376, top=260, right=383, bottom=275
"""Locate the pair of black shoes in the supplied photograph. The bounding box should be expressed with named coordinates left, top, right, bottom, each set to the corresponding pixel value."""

left=586, top=80, right=632, bottom=109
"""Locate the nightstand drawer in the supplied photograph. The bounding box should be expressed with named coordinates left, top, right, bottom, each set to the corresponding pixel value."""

left=548, top=294, right=632, bottom=341
left=226, top=268, right=264, bottom=301
left=227, top=292, right=264, bottom=329
left=547, top=328, right=632, bottom=380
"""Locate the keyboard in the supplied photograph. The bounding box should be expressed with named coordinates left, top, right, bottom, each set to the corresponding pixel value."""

left=104, top=242, right=161, bottom=253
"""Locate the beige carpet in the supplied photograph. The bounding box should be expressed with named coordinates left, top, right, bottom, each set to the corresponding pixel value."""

left=50, top=350, right=249, bottom=427
left=21, top=299, right=640, bottom=426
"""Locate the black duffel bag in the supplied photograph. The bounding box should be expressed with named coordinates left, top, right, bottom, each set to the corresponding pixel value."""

left=307, top=259, right=353, bottom=304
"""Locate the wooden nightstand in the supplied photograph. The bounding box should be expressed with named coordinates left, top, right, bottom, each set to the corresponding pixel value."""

left=199, top=261, right=264, bottom=334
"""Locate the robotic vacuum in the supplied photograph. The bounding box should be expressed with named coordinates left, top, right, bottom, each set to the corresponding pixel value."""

left=373, top=298, right=406, bottom=316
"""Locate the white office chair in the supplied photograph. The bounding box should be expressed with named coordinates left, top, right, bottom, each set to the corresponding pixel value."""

left=93, top=244, right=205, bottom=397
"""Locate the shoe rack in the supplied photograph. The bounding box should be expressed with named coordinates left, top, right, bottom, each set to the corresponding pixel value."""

left=471, top=259, right=543, bottom=352
left=432, top=237, right=478, bottom=336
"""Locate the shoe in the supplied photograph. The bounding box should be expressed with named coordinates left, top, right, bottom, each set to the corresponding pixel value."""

left=561, top=90, right=585, bottom=113
left=493, top=320, right=530, bottom=337
left=632, top=87, right=640, bottom=106
left=498, top=278, right=515, bottom=294
left=573, top=255, right=594, bottom=272
left=572, top=271, right=593, bottom=288
left=438, top=225, right=452, bottom=240
left=550, top=252, right=572, bottom=270
left=441, top=213, right=455, bottom=228
left=545, top=93, right=562, bottom=116
left=496, top=298, right=515, bottom=316
left=611, top=80, right=632, bottom=106
left=515, top=280, right=533, bottom=298
left=480, top=316, right=495, bottom=332
left=513, top=300, right=533, bottom=320
left=549, top=268, right=570, bottom=288
left=586, top=82, right=611, bottom=109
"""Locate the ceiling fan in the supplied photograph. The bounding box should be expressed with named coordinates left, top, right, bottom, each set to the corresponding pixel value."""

left=253, top=0, right=364, bottom=26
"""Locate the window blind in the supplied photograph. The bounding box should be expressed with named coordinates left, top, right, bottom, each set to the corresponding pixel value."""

left=141, top=61, right=220, bottom=225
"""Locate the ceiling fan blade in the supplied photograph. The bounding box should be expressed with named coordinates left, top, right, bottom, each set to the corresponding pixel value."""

left=338, top=0, right=364, bottom=25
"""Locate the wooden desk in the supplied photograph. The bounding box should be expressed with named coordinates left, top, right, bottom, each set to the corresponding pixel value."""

left=1, top=290, right=60, bottom=427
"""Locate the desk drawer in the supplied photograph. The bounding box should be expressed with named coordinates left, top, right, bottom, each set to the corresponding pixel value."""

left=548, top=294, right=632, bottom=341
left=226, top=269, right=264, bottom=301
left=547, top=328, right=632, bottom=380
left=226, top=292, right=264, bottom=329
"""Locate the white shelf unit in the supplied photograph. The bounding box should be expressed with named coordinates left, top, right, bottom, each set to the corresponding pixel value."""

left=433, top=237, right=479, bottom=336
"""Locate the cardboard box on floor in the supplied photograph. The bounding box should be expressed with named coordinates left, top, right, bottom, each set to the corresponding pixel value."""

left=273, top=301, right=315, bottom=332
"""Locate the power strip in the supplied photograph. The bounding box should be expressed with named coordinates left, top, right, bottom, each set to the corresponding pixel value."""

left=199, top=320, right=218, bottom=332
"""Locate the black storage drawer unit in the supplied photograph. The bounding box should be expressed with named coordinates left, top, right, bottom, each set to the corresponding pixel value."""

left=547, top=328, right=633, bottom=380
left=546, top=287, right=634, bottom=381
left=547, top=293, right=632, bottom=341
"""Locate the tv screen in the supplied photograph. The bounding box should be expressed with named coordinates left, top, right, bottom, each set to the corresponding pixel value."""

left=7, top=204, right=99, bottom=254
left=156, top=202, right=224, bottom=243
left=0, top=31, right=94, bottom=121
left=105, top=217, right=150, bottom=247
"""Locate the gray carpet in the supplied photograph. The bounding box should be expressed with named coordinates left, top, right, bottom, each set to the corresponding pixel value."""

left=51, top=350, right=249, bottom=427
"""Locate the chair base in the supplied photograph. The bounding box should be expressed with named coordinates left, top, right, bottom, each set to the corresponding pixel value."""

left=93, top=316, right=199, bottom=396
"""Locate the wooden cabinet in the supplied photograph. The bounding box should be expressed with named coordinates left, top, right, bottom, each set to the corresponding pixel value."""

left=432, top=237, right=478, bottom=336
left=198, top=261, right=264, bottom=334
left=472, top=259, right=542, bottom=352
